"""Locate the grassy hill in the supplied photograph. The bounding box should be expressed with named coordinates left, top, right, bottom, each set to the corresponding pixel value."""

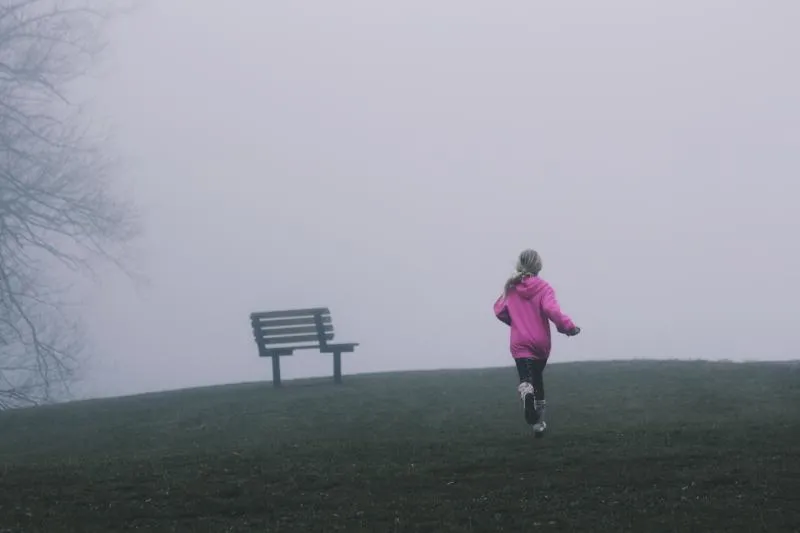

left=0, top=360, right=798, bottom=532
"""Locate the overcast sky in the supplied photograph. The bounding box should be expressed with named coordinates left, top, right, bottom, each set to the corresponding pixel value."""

left=75, top=0, right=800, bottom=399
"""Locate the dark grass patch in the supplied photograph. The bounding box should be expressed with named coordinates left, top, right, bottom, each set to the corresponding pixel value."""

left=0, top=360, right=798, bottom=532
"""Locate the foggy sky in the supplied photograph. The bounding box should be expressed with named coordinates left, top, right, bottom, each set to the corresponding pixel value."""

left=76, top=0, right=800, bottom=399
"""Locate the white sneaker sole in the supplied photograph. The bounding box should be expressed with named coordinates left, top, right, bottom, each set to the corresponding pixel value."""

left=517, top=383, right=539, bottom=425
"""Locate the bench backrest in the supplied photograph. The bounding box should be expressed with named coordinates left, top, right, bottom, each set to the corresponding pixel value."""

left=250, top=307, right=334, bottom=352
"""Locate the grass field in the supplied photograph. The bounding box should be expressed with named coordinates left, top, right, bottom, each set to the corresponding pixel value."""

left=0, top=360, right=798, bottom=532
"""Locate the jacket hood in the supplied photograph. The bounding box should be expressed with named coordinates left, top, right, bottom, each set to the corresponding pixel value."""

left=513, top=275, right=548, bottom=299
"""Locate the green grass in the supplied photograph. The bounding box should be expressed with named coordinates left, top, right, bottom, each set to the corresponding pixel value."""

left=0, top=360, right=798, bottom=532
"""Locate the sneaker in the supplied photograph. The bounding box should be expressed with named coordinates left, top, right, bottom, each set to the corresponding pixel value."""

left=532, top=421, right=547, bottom=438
left=517, top=382, right=539, bottom=425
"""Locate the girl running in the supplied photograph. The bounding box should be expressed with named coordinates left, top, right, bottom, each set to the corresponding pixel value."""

left=493, top=249, right=580, bottom=437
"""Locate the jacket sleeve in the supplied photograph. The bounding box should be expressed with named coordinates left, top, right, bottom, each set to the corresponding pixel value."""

left=493, top=294, right=512, bottom=326
left=541, top=285, right=576, bottom=334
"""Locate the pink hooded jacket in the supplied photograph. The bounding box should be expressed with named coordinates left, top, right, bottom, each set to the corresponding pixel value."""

left=493, top=276, right=576, bottom=360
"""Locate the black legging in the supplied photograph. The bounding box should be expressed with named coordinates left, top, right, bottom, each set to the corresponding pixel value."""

left=515, top=357, right=547, bottom=402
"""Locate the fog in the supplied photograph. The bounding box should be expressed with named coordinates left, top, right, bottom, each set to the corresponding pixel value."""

left=76, top=0, right=799, bottom=399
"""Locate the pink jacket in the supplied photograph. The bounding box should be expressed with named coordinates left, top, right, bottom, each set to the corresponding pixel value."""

left=493, top=276, right=576, bottom=360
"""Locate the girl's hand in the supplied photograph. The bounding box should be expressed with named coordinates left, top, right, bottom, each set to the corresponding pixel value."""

left=565, top=326, right=581, bottom=337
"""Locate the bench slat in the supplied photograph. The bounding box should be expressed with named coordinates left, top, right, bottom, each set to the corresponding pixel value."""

left=253, top=316, right=331, bottom=328
left=262, top=333, right=334, bottom=345
left=260, top=324, right=333, bottom=337
left=320, top=343, right=358, bottom=353
left=262, top=344, right=323, bottom=355
left=250, top=307, right=329, bottom=320
left=263, top=344, right=355, bottom=355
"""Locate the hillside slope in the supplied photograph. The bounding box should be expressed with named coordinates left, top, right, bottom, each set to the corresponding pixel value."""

left=0, top=360, right=798, bottom=532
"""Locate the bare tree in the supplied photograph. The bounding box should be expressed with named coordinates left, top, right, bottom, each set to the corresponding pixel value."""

left=0, top=0, right=136, bottom=408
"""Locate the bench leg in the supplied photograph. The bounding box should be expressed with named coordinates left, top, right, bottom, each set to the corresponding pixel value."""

left=271, top=355, right=282, bottom=388
left=333, top=351, right=342, bottom=384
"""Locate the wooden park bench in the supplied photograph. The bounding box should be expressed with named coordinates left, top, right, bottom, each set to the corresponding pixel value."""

left=249, top=307, right=358, bottom=387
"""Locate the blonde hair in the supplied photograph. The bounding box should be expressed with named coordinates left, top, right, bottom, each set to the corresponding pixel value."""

left=504, top=249, right=542, bottom=293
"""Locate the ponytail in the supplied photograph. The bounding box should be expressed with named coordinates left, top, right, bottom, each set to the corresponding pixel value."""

left=504, top=271, right=529, bottom=294
left=503, top=249, right=543, bottom=294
